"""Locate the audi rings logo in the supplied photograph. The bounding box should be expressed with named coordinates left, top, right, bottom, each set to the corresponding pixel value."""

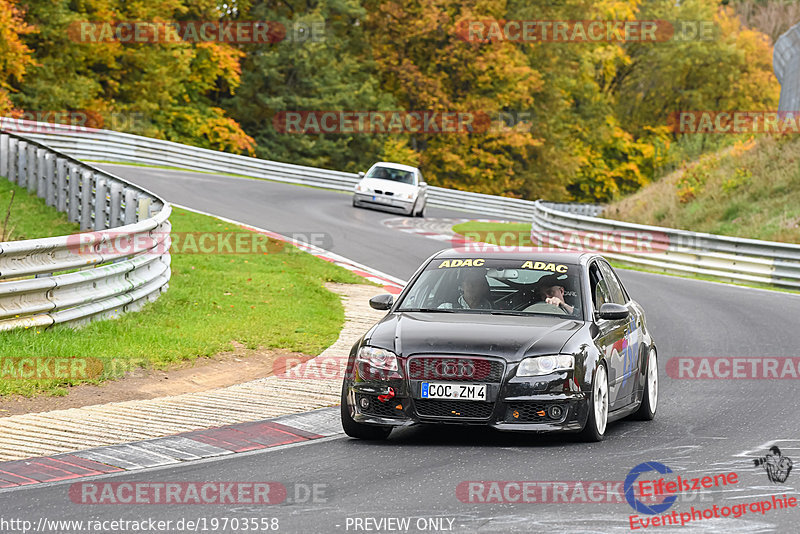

left=438, top=359, right=476, bottom=378
left=408, top=357, right=492, bottom=380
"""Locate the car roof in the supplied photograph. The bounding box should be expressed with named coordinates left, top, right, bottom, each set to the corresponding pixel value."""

left=369, top=161, right=420, bottom=173
left=433, top=248, right=591, bottom=264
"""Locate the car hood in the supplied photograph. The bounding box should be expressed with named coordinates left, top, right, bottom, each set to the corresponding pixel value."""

left=358, top=178, right=417, bottom=195
left=365, top=312, right=583, bottom=362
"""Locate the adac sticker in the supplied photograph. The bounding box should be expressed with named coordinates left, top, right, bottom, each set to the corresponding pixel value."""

left=437, top=259, right=485, bottom=268
left=520, top=261, right=568, bottom=273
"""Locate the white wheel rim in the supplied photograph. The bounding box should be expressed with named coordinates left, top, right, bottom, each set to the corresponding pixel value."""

left=594, top=365, right=608, bottom=435
left=647, top=350, right=658, bottom=411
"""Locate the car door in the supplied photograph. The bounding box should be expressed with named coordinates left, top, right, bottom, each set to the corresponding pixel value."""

left=598, top=260, right=645, bottom=407
left=588, top=260, right=628, bottom=410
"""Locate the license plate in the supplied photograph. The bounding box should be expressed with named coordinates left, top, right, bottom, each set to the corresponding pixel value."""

left=421, top=382, right=487, bottom=401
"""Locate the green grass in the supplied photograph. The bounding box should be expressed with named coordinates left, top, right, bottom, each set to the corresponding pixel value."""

left=0, top=178, right=80, bottom=241
left=0, top=206, right=365, bottom=397
left=604, top=136, right=800, bottom=243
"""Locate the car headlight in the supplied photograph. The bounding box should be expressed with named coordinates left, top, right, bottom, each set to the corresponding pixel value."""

left=355, top=183, right=369, bottom=193
left=397, top=192, right=414, bottom=200
left=356, top=346, right=399, bottom=371
left=517, top=355, right=574, bottom=376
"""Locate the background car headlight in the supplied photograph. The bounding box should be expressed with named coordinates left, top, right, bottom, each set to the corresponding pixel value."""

left=356, top=346, right=399, bottom=371
left=517, top=355, right=574, bottom=376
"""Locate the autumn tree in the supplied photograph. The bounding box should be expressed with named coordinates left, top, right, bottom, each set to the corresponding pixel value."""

left=365, top=0, right=552, bottom=198
left=225, top=0, right=395, bottom=171
left=0, top=0, right=35, bottom=115
left=10, top=0, right=254, bottom=154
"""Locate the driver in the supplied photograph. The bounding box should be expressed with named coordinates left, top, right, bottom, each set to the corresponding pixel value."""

left=542, top=284, right=574, bottom=314
left=439, top=270, right=492, bottom=310
left=523, top=275, right=576, bottom=315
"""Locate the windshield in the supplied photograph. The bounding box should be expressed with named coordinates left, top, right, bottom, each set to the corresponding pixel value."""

left=366, top=166, right=415, bottom=185
left=397, top=258, right=582, bottom=317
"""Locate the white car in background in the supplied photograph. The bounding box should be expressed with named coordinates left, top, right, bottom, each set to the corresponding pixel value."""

left=352, top=162, right=428, bottom=217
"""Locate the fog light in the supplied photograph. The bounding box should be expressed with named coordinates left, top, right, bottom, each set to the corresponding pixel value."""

left=359, top=397, right=370, bottom=409
left=548, top=405, right=564, bottom=419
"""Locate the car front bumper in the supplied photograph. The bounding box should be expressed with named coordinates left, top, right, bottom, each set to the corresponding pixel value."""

left=345, top=375, right=591, bottom=433
left=353, top=192, right=415, bottom=212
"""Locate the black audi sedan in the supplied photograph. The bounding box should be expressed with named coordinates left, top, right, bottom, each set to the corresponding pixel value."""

left=340, top=250, right=658, bottom=441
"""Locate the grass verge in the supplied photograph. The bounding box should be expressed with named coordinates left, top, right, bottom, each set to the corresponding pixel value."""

left=604, top=136, right=800, bottom=243
left=0, top=204, right=365, bottom=397
left=0, top=178, right=80, bottom=241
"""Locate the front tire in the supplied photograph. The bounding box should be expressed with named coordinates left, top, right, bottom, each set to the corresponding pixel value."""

left=340, top=384, right=392, bottom=440
left=633, top=348, right=658, bottom=420
left=416, top=201, right=425, bottom=218
left=580, top=363, right=608, bottom=442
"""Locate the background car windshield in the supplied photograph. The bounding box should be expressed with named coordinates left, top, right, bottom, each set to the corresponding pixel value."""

left=397, top=258, right=582, bottom=316
left=366, top=167, right=415, bottom=184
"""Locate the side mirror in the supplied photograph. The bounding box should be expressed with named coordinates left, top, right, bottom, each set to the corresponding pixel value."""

left=597, top=303, right=629, bottom=321
left=369, top=294, right=394, bottom=310
left=419, top=181, right=427, bottom=186
left=358, top=171, right=365, bottom=178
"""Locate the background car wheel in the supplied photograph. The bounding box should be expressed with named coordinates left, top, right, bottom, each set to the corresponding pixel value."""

left=580, top=363, right=608, bottom=442
left=633, top=348, right=658, bottom=420
left=340, top=385, right=392, bottom=440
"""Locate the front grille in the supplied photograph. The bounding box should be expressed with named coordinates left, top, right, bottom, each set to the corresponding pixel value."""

left=356, top=394, right=401, bottom=418
left=414, top=399, right=494, bottom=419
left=506, top=403, right=568, bottom=423
left=407, top=357, right=504, bottom=382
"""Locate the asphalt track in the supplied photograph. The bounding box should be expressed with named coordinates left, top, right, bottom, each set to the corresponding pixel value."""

left=4, top=164, right=800, bottom=533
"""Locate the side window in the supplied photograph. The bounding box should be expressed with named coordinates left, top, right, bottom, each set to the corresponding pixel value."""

left=598, top=261, right=626, bottom=304
left=588, top=263, right=610, bottom=310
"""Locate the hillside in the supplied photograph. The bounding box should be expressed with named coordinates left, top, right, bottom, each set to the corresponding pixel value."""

left=604, top=136, right=800, bottom=243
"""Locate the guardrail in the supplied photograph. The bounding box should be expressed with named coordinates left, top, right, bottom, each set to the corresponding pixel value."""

left=0, top=130, right=171, bottom=331
left=4, top=118, right=799, bottom=292
left=532, top=201, right=800, bottom=290
left=0, top=119, right=538, bottom=220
